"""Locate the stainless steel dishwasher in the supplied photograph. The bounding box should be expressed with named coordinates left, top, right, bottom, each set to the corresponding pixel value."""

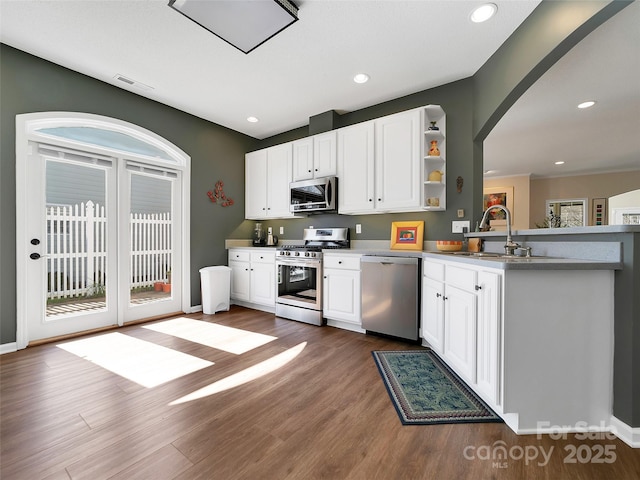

left=361, top=255, right=419, bottom=341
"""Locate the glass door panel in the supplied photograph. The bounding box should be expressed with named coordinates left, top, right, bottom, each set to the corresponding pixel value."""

left=24, top=144, right=118, bottom=343
left=129, top=172, right=173, bottom=306
left=121, top=165, right=182, bottom=322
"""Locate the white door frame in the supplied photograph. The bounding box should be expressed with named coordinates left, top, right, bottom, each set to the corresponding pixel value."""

left=16, top=112, right=191, bottom=349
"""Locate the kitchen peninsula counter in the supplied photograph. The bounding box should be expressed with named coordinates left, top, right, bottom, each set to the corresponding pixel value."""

left=465, top=224, right=640, bottom=444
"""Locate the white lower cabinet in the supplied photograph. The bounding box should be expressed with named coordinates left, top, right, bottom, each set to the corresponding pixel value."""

left=422, top=255, right=615, bottom=435
left=229, top=249, right=251, bottom=302
left=323, top=254, right=363, bottom=332
left=422, top=259, right=490, bottom=385
left=443, top=282, right=477, bottom=383
left=474, top=270, right=501, bottom=405
left=228, top=249, right=276, bottom=311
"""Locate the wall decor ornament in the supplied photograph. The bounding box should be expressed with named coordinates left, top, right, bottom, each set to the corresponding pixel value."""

left=428, top=140, right=440, bottom=157
left=456, top=176, right=463, bottom=193
left=207, top=180, right=234, bottom=206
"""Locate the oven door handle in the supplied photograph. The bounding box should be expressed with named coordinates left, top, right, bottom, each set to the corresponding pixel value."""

left=277, top=260, right=322, bottom=268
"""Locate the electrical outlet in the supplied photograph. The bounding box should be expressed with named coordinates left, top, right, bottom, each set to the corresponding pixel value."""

left=457, top=209, right=465, bottom=218
left=452, top=220, right=470, bottom=233
left=279, top=226, right=284, bottom=235
left=356, top=224, right=362, bottom=234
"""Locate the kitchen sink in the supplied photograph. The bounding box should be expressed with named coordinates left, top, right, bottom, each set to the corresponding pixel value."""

left=437, top=251, right=547, bottom=260
left=446, top=251, right=501, bottom=257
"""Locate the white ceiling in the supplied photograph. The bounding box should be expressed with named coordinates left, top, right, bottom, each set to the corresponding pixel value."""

left=484, top=0, right=640, bottom=179
left=1, top=0, right=638, bottom=178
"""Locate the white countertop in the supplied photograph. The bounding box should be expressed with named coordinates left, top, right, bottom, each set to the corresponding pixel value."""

left=226, top=240, right=623, bottom=270
left=467, top=225, right=640, bottom=238
left=327, top=248, right=621, bottom=270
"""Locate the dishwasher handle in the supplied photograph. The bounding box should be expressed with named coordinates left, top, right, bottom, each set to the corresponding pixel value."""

left=361, top=255, right=418, bottom=266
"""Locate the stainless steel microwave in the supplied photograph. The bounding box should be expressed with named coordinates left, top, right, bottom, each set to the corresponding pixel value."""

left=290, top=176, right=337, bottom=214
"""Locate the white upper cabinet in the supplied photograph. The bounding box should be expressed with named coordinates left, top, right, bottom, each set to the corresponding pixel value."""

left=245, top=149, right=268, bottom=219
left=292, top=131, right=337, bottom=181
left=337, top=121, right=375, bottom=214
left=313, top=131, right=338, bottom=178
left=338, top=108, right=423, bottom=215
left=245, top=143, right=295, bottom=219
left=291, top=137, right=313, bottom=181
left=374, top=109, right=422, bottom=212
left=247, top=104, right=443, bottom=219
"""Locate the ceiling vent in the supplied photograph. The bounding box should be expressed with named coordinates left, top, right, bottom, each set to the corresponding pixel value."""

left=113, top=74, right=154, bottom=91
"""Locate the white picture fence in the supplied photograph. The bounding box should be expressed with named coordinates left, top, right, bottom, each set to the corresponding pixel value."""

left=46, top=201, right=171, bottom=300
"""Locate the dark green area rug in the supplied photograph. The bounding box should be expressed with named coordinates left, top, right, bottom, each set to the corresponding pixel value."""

left=372, top=349, right=502, bottom=425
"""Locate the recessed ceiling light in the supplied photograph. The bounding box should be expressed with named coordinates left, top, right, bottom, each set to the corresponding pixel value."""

left=484, top=170, right=497, bottom=174
left=353, top=73, right=370, bottom=84
left=555, top=161, right=565, bottom=165
left=247, top=116, right=259, bottom=123
left=470, top=3, right=497, bottom=23
left=577, top=101, right=596, bottom=109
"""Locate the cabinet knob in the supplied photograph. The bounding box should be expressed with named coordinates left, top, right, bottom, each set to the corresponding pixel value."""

left=338, top=261, right=342, bottom=264
left=436, top=293, right=441, bottom=298
left=308, top=169, right=311, bottom=172
left=443, top=296, right=448, bottom=301
left=475, top=285, right=482, bottom=291
left=378, top=198, right=382, bottom=202
left=369, top=199, right=373, bottom=202
left=323, top=276, right=327, bottom=279
left=315, top=168, right=318, bottom=171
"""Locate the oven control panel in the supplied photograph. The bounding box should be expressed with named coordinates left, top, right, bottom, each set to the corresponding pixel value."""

left=278, top=250, right=319, bottom=257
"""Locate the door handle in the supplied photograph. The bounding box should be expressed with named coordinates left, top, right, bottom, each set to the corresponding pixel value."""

left=30, top=252, right=41, bottom=260
left=31, top=238, right=41, bottom=245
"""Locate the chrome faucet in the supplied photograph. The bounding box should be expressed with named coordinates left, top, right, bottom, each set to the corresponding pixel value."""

left=479, top=205, right=521, bottom=256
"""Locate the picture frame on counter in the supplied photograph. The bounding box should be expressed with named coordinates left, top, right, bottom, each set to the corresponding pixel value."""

left=390, top=221, right=424, bottom=251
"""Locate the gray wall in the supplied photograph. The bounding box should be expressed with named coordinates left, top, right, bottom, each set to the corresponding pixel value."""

left=0, top=43, right=258, bottom=343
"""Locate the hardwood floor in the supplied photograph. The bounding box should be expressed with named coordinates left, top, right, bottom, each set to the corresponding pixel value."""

left=1, top=306, right=638, bottom=479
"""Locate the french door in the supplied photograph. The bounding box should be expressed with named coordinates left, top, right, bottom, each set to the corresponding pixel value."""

left=16, top=113, right=189, bottom=347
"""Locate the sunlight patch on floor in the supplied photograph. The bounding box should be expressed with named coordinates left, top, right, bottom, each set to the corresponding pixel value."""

left=169, top=341, right=307, bottom=405
left=142, top=317, right=277, bottom=354
left=57, top=332, right=213, bottom=388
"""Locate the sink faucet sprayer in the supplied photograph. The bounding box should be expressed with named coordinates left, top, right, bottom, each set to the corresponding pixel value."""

left=479, top=205, right=530, bottom=257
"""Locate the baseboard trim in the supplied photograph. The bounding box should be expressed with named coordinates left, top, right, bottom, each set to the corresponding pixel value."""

left=0, top=342, right=18, bottom=355
left=230, top=300, right=275, bottom=314
left=610, top=415, right=640, bottom=448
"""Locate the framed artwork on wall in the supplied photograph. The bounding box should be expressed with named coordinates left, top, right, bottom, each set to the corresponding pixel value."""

left=591, top=198, right=607, bottom=226
left=390, top=221, right=424, bottom=251
left=483, top=186, right=514, bottom=226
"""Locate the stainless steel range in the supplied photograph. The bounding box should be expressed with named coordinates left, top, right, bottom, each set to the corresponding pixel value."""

left=275, top=228, right=350, bottom=326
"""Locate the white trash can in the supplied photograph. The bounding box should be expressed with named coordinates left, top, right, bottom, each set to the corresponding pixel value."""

left=199, top=266, right=231, bottom=314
